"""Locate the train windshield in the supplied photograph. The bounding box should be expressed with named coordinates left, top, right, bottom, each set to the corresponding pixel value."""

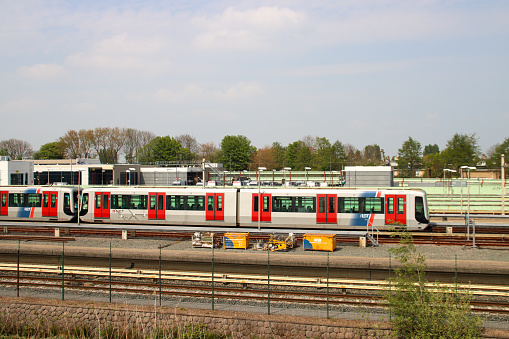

left=415, top=196, right=428, bottom=223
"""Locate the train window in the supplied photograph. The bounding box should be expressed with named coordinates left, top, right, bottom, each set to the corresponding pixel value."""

left=415, top=197, right=428, bottom=223
left=318, top=197, right=325, bottom=213
left=150, top=195, right=156, bottom=209
left=295, top=197, right=315, bottom=213
left=43, top=194, right=48, bottom=208
left=362, top=197, right=384, bottom=214
left=51, top=194, right=57, bottom=208
left=96, top=194, right=102, bottom=209
left=398, top=197, right=405, bottom=214
left=187, top=196, right=205, bottom=211
left=64, top=193, right=70, bottom=211
left=130, top=195, right=147, bottom=210
left=27, top=194, right=42, bottom=207
left=328, top=196, right=336, bottom=213
left=82, top=193, right=89, bottom=210
left=167, top=195, right=185, bottom=210
left=217, top=195, right=223, bottom=211
left=338, top=197, right=360, bottom=213
left=9, top=193, right=26, bottom=207
left=158, top=195, right=164, bottom=210
left=253, top=195, right=259, bottom=212
left=273, top=197, right=293, bottom=212
left=1, top=194, right=6, bottom=207
left=207, top=196, right=214, bottom=211
left=111, top=195, right=130, bottom=209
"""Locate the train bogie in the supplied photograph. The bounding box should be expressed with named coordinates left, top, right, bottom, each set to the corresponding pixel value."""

left=0, top=186, right=78, bottom=222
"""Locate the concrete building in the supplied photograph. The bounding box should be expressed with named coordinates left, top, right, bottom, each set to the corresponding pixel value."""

left=0, top=156, right=34, bottom=186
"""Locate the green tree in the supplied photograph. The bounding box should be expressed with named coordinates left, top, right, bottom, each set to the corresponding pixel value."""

left=363, top=144, right=382, bottom=165
left=397, top=137, right=422, bottom=177
left=136, top=136, right=191, bottom=163
left=441, top=133, right=480, bottom=170
left=386, top=231, right=483, bottom=338
left=218, top=135, right=256, bottom=171
left=271, top=142, right=287, bottom=170
left=33, top=142, right=65, bottom=160
left=487, top=137, right=509, bottom=170
left=285, top=140, right=312, bottom=171
left=423, top=144, right=439, bottom=156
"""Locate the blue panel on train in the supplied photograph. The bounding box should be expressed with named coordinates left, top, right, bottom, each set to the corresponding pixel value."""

left=17, top=207, right=32, bottom=218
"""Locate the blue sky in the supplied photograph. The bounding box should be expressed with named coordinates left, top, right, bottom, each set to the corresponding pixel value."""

left=1, top=0, right=508, bottom=158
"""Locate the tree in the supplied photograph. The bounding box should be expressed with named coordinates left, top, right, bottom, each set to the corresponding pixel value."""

left=397, top=137, right=422, bottom=177
left=344, top=143, right=362, bottom=166
left=363, top=144, right=382, bottom=165
left=176, top=134, right=199, bottom=157
left=197, top=142, right=220, bottom=163
left=0, top=139, right=34, bottom=159
left=386, top=231, right=483, bottom=338
left=249, top=146, right=278, bottom=170
left=33, top=142, right=65, bottom=160
left=123, top=129, right=155, bottom=164
left=271, top=142, right=287, bottom=170
left=441, top=133, right=480, bottom=170
left=218, top=135, right=256, bottom=171
left=136, top=136, right=190, bottom=163
left=487, top=137, right=509, bottom=170
left=59, top=129, right=95, bottom=159
left=285, top=140, right=312, bottom=171
left=423, top=144, right=439, bottom=156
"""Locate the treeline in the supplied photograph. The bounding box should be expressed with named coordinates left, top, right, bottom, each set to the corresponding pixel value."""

left=0, top=128, right=508, bottom=178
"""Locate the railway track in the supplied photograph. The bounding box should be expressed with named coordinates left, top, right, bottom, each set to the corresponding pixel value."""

left=1, top=263, right=508, bottom=316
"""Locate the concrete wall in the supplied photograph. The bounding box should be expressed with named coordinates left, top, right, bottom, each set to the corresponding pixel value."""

left=0, top=297, right=390, bottom=339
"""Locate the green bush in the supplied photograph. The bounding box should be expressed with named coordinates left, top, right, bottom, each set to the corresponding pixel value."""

left=385, top=231, right=483, bottom=338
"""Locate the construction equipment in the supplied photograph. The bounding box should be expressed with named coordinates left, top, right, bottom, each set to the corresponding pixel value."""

left=192, top=232, right=221, bottom=248
left=260, top=233, right=297, bottom=252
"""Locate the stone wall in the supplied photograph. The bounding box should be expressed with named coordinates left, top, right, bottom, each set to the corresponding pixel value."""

left=0, top=297, right=390, bottom=338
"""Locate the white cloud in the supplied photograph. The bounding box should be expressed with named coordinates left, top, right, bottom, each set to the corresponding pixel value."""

left=17, top=63, right=67, bottom=80
left=65, top=34, right=171, bottom=72
left=193, top=6, right=307, bottom=51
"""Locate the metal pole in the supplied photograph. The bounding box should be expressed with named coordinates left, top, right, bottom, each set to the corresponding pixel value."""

left=211, top=243, right=215, bottom=310
left=327, top=252, right=330, bottom=319
left=472, top=220, right=477, bottom=248
left=61, top=242, right=65, bottom=301
left=16, top=240, right=20, bottom=297
left=109, top=243, right=112, bottom=303
left=159, top=247, right=162, bottom=306
left=267, top=248, right=270, bottom=315
left=503, top=154, right=506, bottom=215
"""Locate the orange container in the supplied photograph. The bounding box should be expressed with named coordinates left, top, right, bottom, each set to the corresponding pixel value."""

left=223, top=232, right=249, bottom=249
left=302, top=233, right=336, bottom=252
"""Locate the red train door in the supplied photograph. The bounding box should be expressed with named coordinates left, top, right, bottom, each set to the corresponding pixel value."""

left=385, top=194, right=407, bottom=225
left=0, top=191, right=8, bottom=216
left=206, top=193, right=224, bottom=221
left=148, top=192, right=166, bottom=220
left=317, top=194, right=337, bottom=223
left=42, top=191, right=58, bottom=217
left=251, top=193, right=272, bottom=222
left=94, top=192, right=111, bottom=219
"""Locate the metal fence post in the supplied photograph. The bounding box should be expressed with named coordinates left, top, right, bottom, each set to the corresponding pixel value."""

left=267, top=249, right=270, bottom=315
left=211, top=243, right=215, bottom=310
left=16, top=240, right=20, bottom=297
left=327, top=252, right=330, bottom=319
left=61, top=242, right=65, bottom=301
left=109, top=243, right=112, bottom=303
left=159, top=247, right=162, bottom=306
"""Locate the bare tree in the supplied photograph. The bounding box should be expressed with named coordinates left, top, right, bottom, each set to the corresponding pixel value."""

left=123, top=129, right=155, bottom=163
left=176, top=134, right=199, bottom=155
left=59, top=129, right=95, bottom=159
left=0, top=139, right=34, bottom=159
left=197, top=142, right=219, bottom=163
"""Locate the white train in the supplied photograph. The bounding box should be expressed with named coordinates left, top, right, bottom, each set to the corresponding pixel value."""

left=0, top=186, right=431, bottom=230
left=0, top=186, right=78, bottom=222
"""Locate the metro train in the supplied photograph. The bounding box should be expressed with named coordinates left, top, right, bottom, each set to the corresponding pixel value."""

left=0, top=186, right=431, bottom=230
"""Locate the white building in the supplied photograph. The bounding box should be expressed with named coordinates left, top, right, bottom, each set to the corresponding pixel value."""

left=0, top=156, right=34, bottom=186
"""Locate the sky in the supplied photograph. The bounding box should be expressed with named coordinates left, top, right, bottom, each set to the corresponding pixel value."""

left=1, top=0, right=508, bottom=158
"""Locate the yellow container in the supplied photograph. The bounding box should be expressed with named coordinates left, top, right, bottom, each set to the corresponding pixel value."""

left=223, top=232, right=249, bottom=249
left=303, top=233, right=336, bottom=252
